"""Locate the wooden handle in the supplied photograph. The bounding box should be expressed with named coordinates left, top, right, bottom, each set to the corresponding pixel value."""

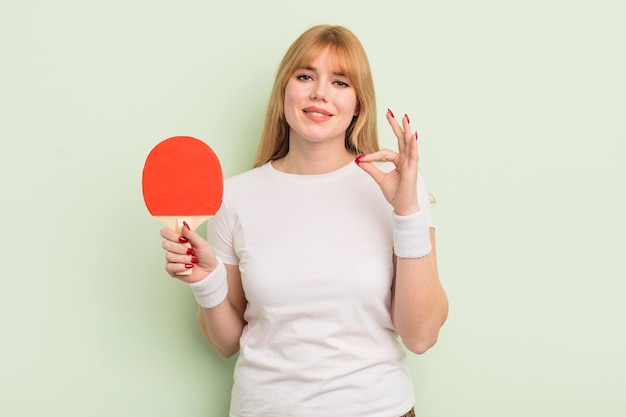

left=154, top=215, right=212, bottom=234
left=153, top=215, right=213, bottom=276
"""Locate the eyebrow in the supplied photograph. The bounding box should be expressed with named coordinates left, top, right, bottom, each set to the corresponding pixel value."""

left=303, top=65, right=347, bottom=77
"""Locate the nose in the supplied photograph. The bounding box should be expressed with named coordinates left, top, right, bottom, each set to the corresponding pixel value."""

left=310, top=81, right=328, bottom=101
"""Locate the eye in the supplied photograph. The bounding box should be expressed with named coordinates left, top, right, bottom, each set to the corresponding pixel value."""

left=334, top=80, right=350, bottom=88
left=296, top=74, right=313, bottom=81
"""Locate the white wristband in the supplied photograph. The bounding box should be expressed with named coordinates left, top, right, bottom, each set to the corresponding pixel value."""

left=392, top=210, right=432, bottom=258
left=187, top=258, right=228, bottom=308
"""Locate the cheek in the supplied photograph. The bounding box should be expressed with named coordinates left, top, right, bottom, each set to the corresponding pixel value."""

left=283, top=91, right=297, bottom=123
left=351, top=100, right=359, bottom=116
left=282, top=86, right=292, bottom=109
left=342, top=94, right=359, bottom=118
left=283, top=84, right=300, bottom=112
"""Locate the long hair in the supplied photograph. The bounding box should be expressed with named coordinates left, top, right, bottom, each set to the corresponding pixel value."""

left=253, top=25, right=379, bottom=167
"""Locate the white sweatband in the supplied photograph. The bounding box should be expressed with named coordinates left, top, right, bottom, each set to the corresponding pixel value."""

left=392, top=210, right=432, bottom=258
left=187, top=258, right=228, bottom=308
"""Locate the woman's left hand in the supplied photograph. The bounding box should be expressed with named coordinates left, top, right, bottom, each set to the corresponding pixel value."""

left=356, top=109, right=420, bottom=216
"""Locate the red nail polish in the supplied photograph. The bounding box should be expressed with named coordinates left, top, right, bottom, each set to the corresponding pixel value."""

left=387, top=108, right=395, bottom=118
left=183, top=221, right=191, bottom=230
left=179, top=236, right=189, bottom=243
left=191, top=257, right=199, bottom=264
left=355, top=154, right=364, bottom=165
left=185, top=264, right=194, bottom=269
left=415, top=131, right=419, bottom=141
left=405, top=114, right=410, bottom=124
left=186, top=248, right=196, bottom=255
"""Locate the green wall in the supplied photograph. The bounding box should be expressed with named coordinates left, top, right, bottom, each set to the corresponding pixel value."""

left=2, top=0, right=625, bottom=416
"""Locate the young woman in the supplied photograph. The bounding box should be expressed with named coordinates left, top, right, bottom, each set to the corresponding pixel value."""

left=160, top=24, right=448, bottom=417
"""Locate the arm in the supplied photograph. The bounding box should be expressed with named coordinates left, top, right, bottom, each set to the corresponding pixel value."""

left=196, top=263, right=247, bottom=358
left=391, top=229, right=448, bottom=354
left=356, top=109, right=448, bottom=354
left=161, top=225, right=247, bottom=358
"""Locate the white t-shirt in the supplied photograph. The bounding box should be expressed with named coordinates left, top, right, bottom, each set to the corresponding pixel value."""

left=209, top=161, right=435, bottom=417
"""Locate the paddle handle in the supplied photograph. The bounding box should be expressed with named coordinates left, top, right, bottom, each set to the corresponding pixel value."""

left=154, top=215, right=211, bottom=233
left=154, top=215, right=212, bottom=276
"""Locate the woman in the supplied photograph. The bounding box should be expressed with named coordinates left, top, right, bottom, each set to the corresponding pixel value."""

left=160, top=25, right=448, bottom=417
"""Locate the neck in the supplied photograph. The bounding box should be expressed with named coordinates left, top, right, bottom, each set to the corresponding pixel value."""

left=273, top=144, right=355, bottom=175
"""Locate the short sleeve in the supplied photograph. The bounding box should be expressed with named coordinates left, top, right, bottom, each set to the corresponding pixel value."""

left=207, top=199, right=240, bottom=265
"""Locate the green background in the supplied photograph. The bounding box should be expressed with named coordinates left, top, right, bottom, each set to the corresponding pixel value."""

left=2, top=0, right=624, bottom=416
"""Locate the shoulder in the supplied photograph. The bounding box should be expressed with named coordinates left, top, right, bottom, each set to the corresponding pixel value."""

left=219, top=163, right=279, bottom=208
left=224, top=163, right=271, bottom=189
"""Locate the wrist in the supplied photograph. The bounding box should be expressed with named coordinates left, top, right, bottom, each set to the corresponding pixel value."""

left=187, top=258, right=228, bottom=308
left=392, top=210, right=431, bottom=258
left=394, top=204, right=420, bottom=216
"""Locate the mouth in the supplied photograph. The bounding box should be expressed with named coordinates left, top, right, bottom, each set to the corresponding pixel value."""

left=303, top=107, right=333, bottom=117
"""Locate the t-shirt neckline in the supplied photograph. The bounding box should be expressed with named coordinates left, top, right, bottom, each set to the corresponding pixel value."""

left=264, top=160, right=358, bottom=183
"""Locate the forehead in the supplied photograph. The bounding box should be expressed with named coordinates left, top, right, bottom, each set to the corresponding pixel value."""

left=297, top=45, right=351, bottom=76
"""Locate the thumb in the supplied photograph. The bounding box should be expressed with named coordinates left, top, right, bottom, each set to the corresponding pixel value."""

left=180, top=221, right=219, bottom=272
left=355, top=155, right=386, bottom=185
left=180, top=221, right=205, bottom=247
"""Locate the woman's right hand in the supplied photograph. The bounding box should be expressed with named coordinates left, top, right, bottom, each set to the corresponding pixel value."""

left=160, top=222, right=220, bottom=284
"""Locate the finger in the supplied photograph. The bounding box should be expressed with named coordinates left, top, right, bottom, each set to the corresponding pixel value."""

left=386, top=109, right=404, bottom=138
left=397, top=112, right=418, bottom=166
left=160, top=227, right=180, bottom=242
left=356, top=157, right=387, bottom=184
left=180, top=222, right=207, bottom=248
left=386, top=110, right=407, bottom=153
left=356, top=149, right=399, bottom=184
left=159, top=226, right=194, bottom=261
left=406, top=129, right=419, bottom=162
left=410, top=130, right=419, bottom=162
left=400, top=114, right=417, bottom=159
left=162, top=238, right=199, bottom=256
left=402, top=113, right=412, bottom=136
left=164, top=249, right=197, bottom=265
left=179, top=221, right=220, bottom=273
left=163, top=245, right=205, bottom=282
left=397, top=134, right=419, bottom=179
left=165, top=261, right=194, bottom=277
left=357, top=149, right=399, bottom=165
left=160, top=227, right=196, bottom=263
left=162, top=239, right=190, bottom=255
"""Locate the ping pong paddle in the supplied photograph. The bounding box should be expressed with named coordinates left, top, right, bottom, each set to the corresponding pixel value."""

left=142, top=136, right=223, bottom=274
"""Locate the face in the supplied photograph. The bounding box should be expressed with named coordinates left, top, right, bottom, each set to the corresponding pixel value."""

left=283, top=47, right=359, bottom=149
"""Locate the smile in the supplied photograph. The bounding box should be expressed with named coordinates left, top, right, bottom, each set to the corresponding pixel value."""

left=302, top=107, right=333, bottom=122
left=303, top=107, right=332, bottom=117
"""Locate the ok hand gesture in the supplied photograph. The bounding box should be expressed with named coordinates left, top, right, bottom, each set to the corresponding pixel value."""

left=356, top=109, right=420, bottom=216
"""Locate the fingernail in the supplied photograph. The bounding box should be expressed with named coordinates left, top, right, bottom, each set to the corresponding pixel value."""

left=183, top=221, right=191, bottom=230
left=186, top=248, right=196, bottom=255
left=415, top=131, right=419, bottom=141
left=355, top=154, right=364, bottom=165
left=185, top=264, right=194, bottom=269
left=405, top=114, right=410, bottom=124
left=387, top=108, right=395, bottom=118
left=191, top=257, right=200, bottom=264
left=178, top=236, right=189, bottom=243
